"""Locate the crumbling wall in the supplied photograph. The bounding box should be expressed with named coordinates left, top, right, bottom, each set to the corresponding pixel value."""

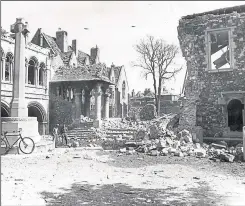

left=178, top=11, right=245, bottom=137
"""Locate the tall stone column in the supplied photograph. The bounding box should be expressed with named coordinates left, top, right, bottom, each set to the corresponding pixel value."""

left=104, top=88, right=110, bottom=120
left=25, top=58, right=28, bottom=84
left=74, top=90, right=82, bottom=119
left=95, top=84, right=102, bottom=120
left=10, top=18, right=29, bottom=117
left=84, top=90, right=92, bottom=117
left=1, top=57, right=5, bottom=81
left=2, top=18, right=40, bottom=143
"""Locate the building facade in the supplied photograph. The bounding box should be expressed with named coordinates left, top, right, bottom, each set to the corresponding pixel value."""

left=178, top=5, right=245, bottom=140
left=1, top=21, right=130, bottom=136
left=1, top=28, right=51, bottom=135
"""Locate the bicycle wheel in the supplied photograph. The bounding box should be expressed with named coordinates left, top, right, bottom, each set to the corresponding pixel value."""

left=19, top=137, right=35, bottom=154
left=0, top=139, right=8, bottom=155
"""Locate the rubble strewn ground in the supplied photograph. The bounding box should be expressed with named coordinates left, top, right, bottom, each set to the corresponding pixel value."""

left=66, top=115, right=244, bottom=163
left=2, top=148, right=245, bottom=206
left=2, top=115, right=245, bottom=205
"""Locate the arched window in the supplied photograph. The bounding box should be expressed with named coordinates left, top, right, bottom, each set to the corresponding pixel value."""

left=39, top=63, right=45, bottom=86
left=5, top=53, right=13, bottom=82
left=28, top=59, right=36, bottom=85
left=122, top=81, right=126, bottom=99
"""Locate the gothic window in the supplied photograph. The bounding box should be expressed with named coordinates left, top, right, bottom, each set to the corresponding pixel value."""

left=207, top=29, right=232, bottom=70
left=39, top=63, right=45, bottom=86
left=122, top=81, right=126, bottom=99
left=28, top=59, right=36, bottom=85
left=5, top=53, right=13, bottom=82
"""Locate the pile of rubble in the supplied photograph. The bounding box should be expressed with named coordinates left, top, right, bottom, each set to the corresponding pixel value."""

left=117, top=125, right=244, bottom=163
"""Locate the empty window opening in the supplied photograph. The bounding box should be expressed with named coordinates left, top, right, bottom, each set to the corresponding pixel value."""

left=28, top=60, right=35, bottom=85
left=227, top=99, right=243, bottom=132
left=209, top=30, right=231, bottom=70
left=39, top=63, right=45, bottom=86
left=5, top=54, right=13, bottom=82
left=122, top=81, right=126, bottom=99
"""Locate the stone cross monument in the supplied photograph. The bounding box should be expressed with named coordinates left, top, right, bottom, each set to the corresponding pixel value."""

left=1, top=18, right=40, bottom=143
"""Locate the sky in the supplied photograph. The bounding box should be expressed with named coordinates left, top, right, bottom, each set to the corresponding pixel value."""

left=2, top=1, right=244, bottom=94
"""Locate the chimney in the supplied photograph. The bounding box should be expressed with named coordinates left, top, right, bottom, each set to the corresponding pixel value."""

left=90, top=45, right=100, bottom=64
left=56, top=28, right=68, bottom=52
left=72, top=39, right=78, bottom=55
left=39, top=28, right=43, bottom=47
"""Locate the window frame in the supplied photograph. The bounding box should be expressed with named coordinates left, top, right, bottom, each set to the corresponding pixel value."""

left=206, top=27, right=234, bottom=72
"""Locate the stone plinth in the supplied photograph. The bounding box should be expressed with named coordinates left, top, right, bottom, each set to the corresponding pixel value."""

left=1, top=117, right=41, bottom=145
left=93, top=119, right=102, bottom=128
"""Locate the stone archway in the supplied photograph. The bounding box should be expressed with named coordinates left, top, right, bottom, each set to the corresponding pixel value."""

left=27, top=102, right=47, bottom=135
left=227, top=99, right=244, bottom=132
left=1, top=102, right=10, bottom=117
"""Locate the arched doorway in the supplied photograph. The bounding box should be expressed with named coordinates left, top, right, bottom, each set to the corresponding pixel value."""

left=227, top=99, right=244, bottom=132
left=28, top=102, right=46, bottom=135
left=1, top=102, right=10, bottom=117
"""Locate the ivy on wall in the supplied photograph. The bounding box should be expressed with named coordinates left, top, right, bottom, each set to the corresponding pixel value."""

left=49, top=94, right=73, bottom=131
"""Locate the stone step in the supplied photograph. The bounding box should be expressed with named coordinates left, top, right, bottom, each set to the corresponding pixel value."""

left=107, top=128, right=137, bottom=132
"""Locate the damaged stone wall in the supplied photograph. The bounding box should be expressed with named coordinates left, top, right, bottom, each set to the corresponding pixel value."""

left=178, top=10, right=245, bottom=137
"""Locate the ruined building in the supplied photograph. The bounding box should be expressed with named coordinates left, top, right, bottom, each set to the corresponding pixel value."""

left=178, top=5, right=245, bottom=141
left=1, top=19, right=129, bottom=137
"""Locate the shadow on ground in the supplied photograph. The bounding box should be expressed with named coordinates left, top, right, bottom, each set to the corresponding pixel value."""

left=40, top=181, right=221, bottom=206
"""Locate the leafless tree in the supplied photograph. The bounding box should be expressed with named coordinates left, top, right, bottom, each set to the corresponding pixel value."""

left=133, top=35, right=182, bottom=115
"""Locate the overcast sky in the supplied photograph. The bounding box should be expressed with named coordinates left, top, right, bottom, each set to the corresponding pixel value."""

left=2, top=1, right=244, bottom=94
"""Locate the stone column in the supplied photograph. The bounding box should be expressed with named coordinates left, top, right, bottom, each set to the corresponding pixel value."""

left=1, top=57, right=5, bottom=81
left=10, top=18, right=29, bottom=117
left=84, top=90, right=92, bottom=117
left=94, top=84, right=102, bottom=120
left=37, top=67, right=40, bottom=86
left=74, top=90, right=82, bottom=119
left=104, top=88, right=110, bottom=120
left=25, top=58, right=28, bottom=84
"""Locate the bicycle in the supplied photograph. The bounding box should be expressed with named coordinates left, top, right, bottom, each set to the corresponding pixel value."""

left=1, top=128, right=35, bottom=155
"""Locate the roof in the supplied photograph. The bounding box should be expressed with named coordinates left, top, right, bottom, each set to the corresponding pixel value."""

left=182, top=4, right=245, bottom=20
left=113, top=66, right=122, bottom=83
left=42, top=33, right=61, bottom=56
left=51, top=63, right=113, bottom=83
left=144, top=91, right=155, bottom=98
left=60, top=51, right=73, bottom=66
left=77, top=50, right=90, bottom=66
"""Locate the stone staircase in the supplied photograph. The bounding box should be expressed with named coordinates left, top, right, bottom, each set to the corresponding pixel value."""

left=105, top=128, right=137, bottom=139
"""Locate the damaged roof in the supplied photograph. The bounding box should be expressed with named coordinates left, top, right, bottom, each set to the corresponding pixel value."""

left=77, top=50, right=90, bottom=66
left=114, top=66, right=122, bottom=83
left=182, top=4, right=245, bottom=20
left=42, top=33, right=61, bottom=56
left=51, top=63, right=113, bottom=83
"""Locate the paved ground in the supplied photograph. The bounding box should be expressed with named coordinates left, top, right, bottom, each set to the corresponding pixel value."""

left=1, top=148, right=245, bottom=206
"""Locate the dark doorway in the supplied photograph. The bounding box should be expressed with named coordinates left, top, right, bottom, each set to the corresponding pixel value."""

left=1, top=106, right=9, bottom=117
left=28, top=106, right=44, bottom=135
left=227, top=99, right=243, bottom=132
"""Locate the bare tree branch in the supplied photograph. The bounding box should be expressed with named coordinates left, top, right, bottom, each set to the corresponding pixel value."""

left=133, top=35, right=183, bottom=115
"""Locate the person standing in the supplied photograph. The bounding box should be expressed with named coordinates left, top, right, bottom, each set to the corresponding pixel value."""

left=61, top=124, right=68, bottom=146
left=53, top=124, right=59, bottom=148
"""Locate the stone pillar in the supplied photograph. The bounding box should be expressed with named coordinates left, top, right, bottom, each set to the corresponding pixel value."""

left=25, top=58, right=28, bottom=84
left=84, top=90, right=92, bottom=117
left=74, top=91, right=82, bottom=119
left=104, top=88, right=110, bottom=120
left=56, top=86, right=59, bottom=96
left=93, top=83, right=102, bottom=128
left=10, top=19, right=29, bottom=117
left=243, top=126, right=245, bottom=161
left=95, top=84, right=102, bottom=120
left=37, top=67, right=39, bottom=86
left=2, top=18, right=40, bottom=143
left=1, top=57, right=5, bottom=81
